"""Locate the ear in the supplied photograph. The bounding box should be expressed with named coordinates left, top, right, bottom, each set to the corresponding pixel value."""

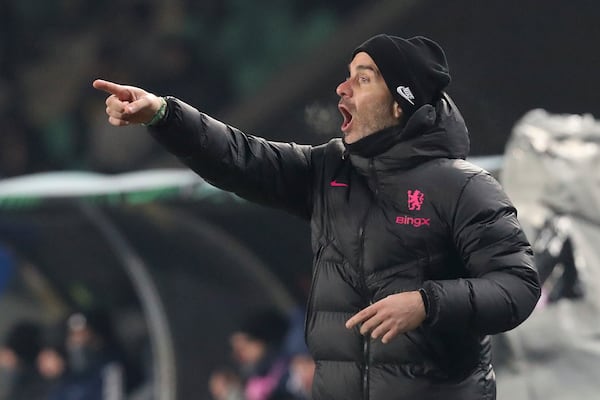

left=393, top=101, right=403, bottom=120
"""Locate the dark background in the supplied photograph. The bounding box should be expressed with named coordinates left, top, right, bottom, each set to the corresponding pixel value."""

left=1, top=0, right=599, bottom=176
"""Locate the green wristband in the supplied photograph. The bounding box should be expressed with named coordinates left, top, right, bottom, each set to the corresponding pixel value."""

left=143, top=97, right=167, bottom=126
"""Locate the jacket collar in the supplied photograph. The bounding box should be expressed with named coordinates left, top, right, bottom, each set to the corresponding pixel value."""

left=347, top=93, right=470, bottom=175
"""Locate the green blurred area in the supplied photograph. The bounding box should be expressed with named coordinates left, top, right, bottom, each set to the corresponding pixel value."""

left=0, top=0, right=362, bottom=175
left=4, top=0, right=600, bottom=179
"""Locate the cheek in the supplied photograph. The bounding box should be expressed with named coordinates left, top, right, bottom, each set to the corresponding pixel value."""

left=361, top=101, right=395, bottom=125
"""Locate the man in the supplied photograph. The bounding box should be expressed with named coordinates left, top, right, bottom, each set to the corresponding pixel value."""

left=0, top=321, right=46, bottom=400
left=228, top=308, right=296, bottom=400
left=47, top=310, right=125, bottom=400
left=93, top=34, right=540, bottom=399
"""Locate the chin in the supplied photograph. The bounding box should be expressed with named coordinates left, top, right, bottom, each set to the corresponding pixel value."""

left=342, top=132, right=361, bottom=144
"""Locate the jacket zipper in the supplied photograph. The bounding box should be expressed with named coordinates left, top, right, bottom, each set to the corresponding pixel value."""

left=363, top=335, right=370, bottom=400
left=357, top=226, right=370, bottom=399
left=360, top=158, right=378, bottom=400
left=358, top=212, right=374, bottom=398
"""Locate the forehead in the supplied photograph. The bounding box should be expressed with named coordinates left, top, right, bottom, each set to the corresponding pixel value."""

left=349, top=52, right=380, bottom=73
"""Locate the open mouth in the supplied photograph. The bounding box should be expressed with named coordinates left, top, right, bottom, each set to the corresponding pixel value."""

left=338, top=104, right=353, bottom=132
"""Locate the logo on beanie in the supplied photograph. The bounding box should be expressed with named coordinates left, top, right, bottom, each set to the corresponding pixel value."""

left=396, top=86, right=415, bottom=105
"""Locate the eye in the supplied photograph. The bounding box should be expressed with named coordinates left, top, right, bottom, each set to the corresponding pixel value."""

left=358, top=75, right=370, bottom=83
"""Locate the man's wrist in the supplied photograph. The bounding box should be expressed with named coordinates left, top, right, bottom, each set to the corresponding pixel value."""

left=143, top=97, right=167, bottom=126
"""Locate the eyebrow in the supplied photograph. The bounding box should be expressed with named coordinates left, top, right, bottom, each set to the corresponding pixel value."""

left=351, top=64, right=380, bottom=75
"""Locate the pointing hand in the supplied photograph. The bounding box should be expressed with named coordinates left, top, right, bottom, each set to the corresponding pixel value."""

left=92, top=79, right=163, bottom=126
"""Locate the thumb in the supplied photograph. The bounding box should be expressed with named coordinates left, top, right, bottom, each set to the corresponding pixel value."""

left=125, top=95, right=155, bottom=115
left=92, top=79, right=132, bottom=101
left=123, top=95, right=162, bottom=124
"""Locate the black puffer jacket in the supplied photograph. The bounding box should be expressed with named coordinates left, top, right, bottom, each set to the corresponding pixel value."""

left=149, top=95, right=540, bottom=400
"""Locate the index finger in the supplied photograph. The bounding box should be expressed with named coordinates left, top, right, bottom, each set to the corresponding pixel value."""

left=92, top=79, right=130, bottom=100
left=345, top=306, right=376, bottom=329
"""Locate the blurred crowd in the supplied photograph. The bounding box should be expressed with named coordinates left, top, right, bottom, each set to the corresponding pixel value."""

left=0, top=308, right=148, bottom=400
left=208, top=307, right=315, bottom=400
left=0, top=0, right=363, bottom=178
left=0, top=0, right=211, bottom=177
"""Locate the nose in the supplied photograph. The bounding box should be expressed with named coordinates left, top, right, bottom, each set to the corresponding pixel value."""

left=336, top=78, right=352, bottom=98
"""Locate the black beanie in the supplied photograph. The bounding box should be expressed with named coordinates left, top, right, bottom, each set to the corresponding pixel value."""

left=353, top=34, right=451, bottom=117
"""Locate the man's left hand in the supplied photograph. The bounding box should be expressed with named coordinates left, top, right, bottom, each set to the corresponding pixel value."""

left=345, top=291, right=426, bottom=344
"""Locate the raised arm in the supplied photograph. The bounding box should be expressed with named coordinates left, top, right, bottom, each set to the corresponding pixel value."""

left=93, top=79, right=314, bottom=219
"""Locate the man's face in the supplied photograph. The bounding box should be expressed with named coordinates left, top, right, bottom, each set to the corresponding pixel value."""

left=336, top=52, right=402, bottom=144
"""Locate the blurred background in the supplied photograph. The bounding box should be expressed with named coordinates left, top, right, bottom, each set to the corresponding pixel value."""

left=1, top=0, right=600, bottom=399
